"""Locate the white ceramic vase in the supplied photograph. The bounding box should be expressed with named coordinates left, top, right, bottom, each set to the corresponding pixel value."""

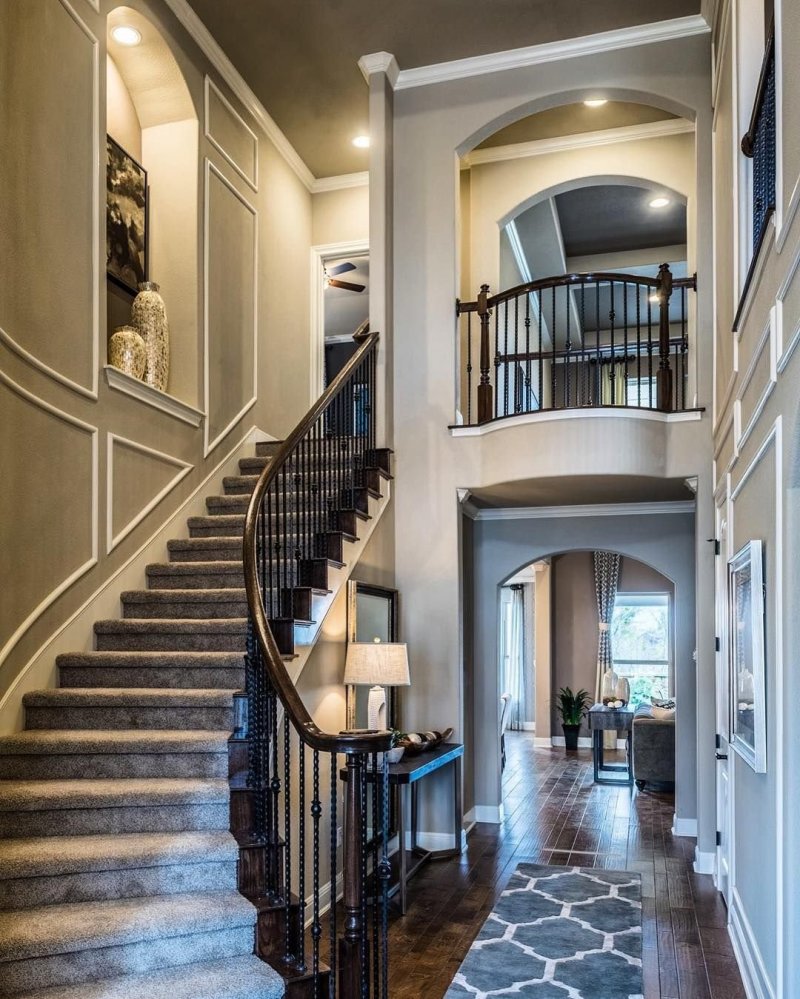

left=131, top=281, right=170, bottom=391
left=108, top=325, right=146, bottom=379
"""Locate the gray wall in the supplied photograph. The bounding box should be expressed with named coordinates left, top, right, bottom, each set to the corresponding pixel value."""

left=471, top=512, right=696, bottom=819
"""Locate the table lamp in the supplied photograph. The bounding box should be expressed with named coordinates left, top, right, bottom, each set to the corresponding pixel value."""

left=344, top=640, right=410, bottom=730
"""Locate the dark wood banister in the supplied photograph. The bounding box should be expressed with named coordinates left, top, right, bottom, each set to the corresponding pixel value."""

left=457, top=270, right=697, bottom=314
left=243, top=322, right=393, bottom=755
left=741, top=22, right=775, bottom=158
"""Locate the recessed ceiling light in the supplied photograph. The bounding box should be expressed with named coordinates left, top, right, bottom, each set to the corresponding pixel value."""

left=649, top=196, right=671, bottom=208
left=649, top=293, right=660, bottom=303
left=352, top=135, right=370, bottom=149
left=583, top=98, right=608, bottom=108
left=111, top=24, right=142, bottom=46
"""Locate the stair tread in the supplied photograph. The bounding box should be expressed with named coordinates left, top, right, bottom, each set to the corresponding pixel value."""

left=0, top=730, right=232, bottom=755
left=0, top=890, right=256, bottom=962
left=148, top=561, right=243, bottom=573
left=95, top=618, right=248, bottom=632
left=8, top=955, right=284, bottom=999
left=0, top=830, right=238, bottom=879
left=0, top=777, right=229, bottom=812
left=24, top=688, right=235, bottom=708
left=58, top=651, right=245, bottom=665
left=122, top=588, right=247, bottom=601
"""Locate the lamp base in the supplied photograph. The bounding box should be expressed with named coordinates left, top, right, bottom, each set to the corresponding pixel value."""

left=367, top=685, right=387, bottom=731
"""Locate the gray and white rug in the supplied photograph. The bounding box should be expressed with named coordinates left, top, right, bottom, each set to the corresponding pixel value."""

left=445, top=863, right=643, bottom=999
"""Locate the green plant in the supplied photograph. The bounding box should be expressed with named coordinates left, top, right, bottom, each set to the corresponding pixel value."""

left=556, top=687, right=591, bottom=726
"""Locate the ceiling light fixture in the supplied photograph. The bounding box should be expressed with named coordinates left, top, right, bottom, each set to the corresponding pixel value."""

left=110, top=24, right=142, bottom=46
left=649, top=293, right=660, bottom=304
left=649, top=196, right=671, bottom=208
left=583, top=98, right=608, bottom=108
left=352, top=135, right=370, bottom=149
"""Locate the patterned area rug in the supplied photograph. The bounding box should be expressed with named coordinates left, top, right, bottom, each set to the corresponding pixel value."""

left=445, top=864, right=643, bottom=999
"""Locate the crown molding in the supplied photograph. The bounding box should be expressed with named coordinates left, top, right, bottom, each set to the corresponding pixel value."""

left=474, top=500, right=696, bottom=521
left=463, top=117, right=695, bottom=168
left=163, top=0, right=315, bottom=191
left=358, top=51, right=400, bottom=87
left=392, top=15, right=709, bottom=91
left=311, top=172, right=370, bottom=194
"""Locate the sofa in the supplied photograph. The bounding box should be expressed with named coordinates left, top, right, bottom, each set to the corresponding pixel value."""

left=632, top=703, right=675, bottom=789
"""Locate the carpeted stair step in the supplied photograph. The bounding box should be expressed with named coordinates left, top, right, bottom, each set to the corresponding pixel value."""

left=254, top=441, right=282, bottom=458
left=0, top=831, right=239, bottom=910
left=188, top=514, right=246, bottom=538
left=6, top=954, right=284, bottom=999
left=57, top=651, right=245, bottom=689
left=121, top=589, right=249, bottom=620
left=0, top=730, right=231, bottom=780
left=222, top=474, right=260, bottom=495
left=23, top=689, right=235, bottom=731
left=167, top=538, right=243, bottom=563
left=94, top=618, right=248, bottom=652
left=0, top=778, right=230, bottom=838
left=0, top=891, right=260, bottom=995
left=206, top=495, right=252, bottom=515
left=147, top=561, right=245, bottom=589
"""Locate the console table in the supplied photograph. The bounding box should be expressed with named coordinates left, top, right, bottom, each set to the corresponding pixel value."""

left=342, top=742, right=463, bottom=915
left=588, top=705, right=634, bottom=785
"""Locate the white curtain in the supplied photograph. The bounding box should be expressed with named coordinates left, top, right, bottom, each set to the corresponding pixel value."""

left=593, top=551, right=621, bottom=700
left=601, top=362, right=628, bottom=405
left=501, top=585, right=527, bottom=730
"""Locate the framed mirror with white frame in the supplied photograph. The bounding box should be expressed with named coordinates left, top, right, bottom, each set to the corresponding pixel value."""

left=728, top=540, right=766, bottom=772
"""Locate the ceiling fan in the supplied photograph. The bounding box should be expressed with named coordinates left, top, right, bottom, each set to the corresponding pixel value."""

left=324, top=261, right=366, bottom=293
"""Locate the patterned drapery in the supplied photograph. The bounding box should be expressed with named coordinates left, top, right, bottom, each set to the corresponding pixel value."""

left=593, top=551, right=621, bottom=699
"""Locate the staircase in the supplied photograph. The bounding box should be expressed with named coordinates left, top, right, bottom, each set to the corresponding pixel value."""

left=0, top=393, right=393, bottom=999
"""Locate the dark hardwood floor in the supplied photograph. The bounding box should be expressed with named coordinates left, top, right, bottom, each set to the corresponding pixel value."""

left=382, top=732, right=746, bottom=999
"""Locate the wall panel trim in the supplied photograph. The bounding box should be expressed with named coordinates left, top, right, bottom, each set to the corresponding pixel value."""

left=0, top=370, right=98, bottom=668
left=204, top=75, right=259, bottom=192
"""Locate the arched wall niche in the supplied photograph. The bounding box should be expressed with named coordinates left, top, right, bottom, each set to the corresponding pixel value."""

left=105, top=5, right=200, bottom=407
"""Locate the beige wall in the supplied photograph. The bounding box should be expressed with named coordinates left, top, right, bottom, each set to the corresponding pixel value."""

left=311, top=186, right=369, bottom=248
left=0, top=0, right=315, bottom=726
left=710, top=2, right=800, bottom=993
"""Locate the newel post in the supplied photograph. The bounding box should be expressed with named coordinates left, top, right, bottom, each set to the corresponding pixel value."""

left=339, top=754, right=365, bottom=996
left=476, top=284, right=493, bottom=423
left=656, top=263, right=674, bottom=412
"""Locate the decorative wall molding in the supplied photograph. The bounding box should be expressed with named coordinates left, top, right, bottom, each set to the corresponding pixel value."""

left=672, top=815, right=698, bottom=838
left=310, top=172, right=370, bottom=194
left=106, top=433, right=193, bottom=553
left=730, top=887, right=776, bottom=999
left=204, top=75, right=259, bottom=192
left=163, top=0, right=314, bottom=191
left=473, top=501, right=695, bottom=522
left=776, top=173, right=800, bottom=254
left=775, top=238, right=800, bottom=373
left=381, top=15, right=709, bottom=92
left=0, top=0, right=100, bottom=400
left=450, top=407, right=703, bottom=437
left=309, top=239, right=369, bottom=403
left=733, top=220, right=776, bottom=333
left=203, top=159, right=258, bottom=457
left=103, top=365, right=205, bottom=426
left=736, top=309, right=776, bottom=451
left=693, top=847, right=716, bottom=875
left=462, top=118, right=695, bottom=169
left=0, top=370, right=98, bottom=669
left=357, top=51, right=399, bottom=87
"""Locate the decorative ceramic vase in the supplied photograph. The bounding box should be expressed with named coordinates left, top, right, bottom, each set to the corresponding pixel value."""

left=108, top=325, right=146, bottom=379
left=601, top=667, right=619, bottom=701
left=615, top=677, right=631, bottom=705
left=131, top=281, right=169, bottom=391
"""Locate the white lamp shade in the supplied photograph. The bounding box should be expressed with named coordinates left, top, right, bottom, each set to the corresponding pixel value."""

left=344, top=642, right=410, bottom=687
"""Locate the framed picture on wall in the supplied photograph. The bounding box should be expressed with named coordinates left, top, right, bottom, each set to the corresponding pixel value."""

left=728, top=540, right=766, bottom=772
left=106, top=136, right=148, bottom=294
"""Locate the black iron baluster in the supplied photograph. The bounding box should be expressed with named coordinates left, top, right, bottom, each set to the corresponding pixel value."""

left=609, top=280, right=616, bottom=405
left=371, top=753, right=380, bottom=999
left=380, top=753, right=390, bottom=999
left=537, top=290, right=543, bottom=409
left=466, top=312, right=472, bottom=424
left=284, top=716, right=292, bottom=963
left=493, top=306, right=499, bottom=420
left=647, top=289, right=653, bottom=407
left=681, top=286, right=687, bottom=410
left=623, top=282, right=629, bottom=407
left=270, top=686, right=280, bottom=900
left=298, top=737, right=307, bottom=972
left=565, top=285, right=572, bottom=408
left=311, top=750, right=321, bottom=995
left=502, top=300, right=509, bottom=418
left=360, top=758, right=369, bottom=998
left=581, top=283, right=587, bottom=406
left=513, top=294, right=519, bottom=412
left=551, top=286, right=557, bottom=407
left=524, top=293, right=531, bottom=412
left=595, top=281, right=601, bottom=406
left=329, top=751, right=338, bottom=998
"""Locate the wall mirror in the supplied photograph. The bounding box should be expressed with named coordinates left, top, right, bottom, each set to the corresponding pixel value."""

left=346, top=581, right=399, bottom=732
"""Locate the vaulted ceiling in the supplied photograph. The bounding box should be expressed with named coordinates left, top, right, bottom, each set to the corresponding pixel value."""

left=186, top=0, right=700, bottom=177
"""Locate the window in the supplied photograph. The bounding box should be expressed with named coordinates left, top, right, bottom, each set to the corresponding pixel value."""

left=625, top=376, right=656, bottom=408
left=611, top=593, right=671, bottom=706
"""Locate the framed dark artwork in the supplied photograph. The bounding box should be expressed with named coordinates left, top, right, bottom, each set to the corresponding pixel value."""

left=106, top=136, right=147, bottom=294
left=728, top=540, right=766, bottom=773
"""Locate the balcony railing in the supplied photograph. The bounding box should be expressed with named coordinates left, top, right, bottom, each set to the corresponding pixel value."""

left=456, top=264, right=697, bottom=425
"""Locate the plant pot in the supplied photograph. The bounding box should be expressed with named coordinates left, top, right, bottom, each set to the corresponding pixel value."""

left=562, top=724, right=581, bottom=751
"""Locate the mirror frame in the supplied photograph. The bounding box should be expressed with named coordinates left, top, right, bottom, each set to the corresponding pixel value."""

left=345, top=580, right=400, bottom=732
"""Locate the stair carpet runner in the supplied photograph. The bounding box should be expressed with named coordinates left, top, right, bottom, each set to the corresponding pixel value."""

left=0, top=440, right=367, bottom=999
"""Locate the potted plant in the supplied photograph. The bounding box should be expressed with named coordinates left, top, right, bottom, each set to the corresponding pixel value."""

left=557, top=687, right=591, bottom=751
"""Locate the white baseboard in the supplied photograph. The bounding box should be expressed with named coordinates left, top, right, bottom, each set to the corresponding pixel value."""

left=693, top=847, right=716, bottom=875
left=520, top=722, right=536, bottom=731
left=472, top=804, right=504, bottom=824
left=306, top=871, right=345, bottom=928
left=672, top=815, right=698, bottom=838
left=463, top=808, right=477, bottom=836
left=404, top=829, right=468, bottom=851
left=729, top=887, right=775, bottom=999
left=551, top=736, right=593, bottom=748
left=533, top=737, right=552, bottom=748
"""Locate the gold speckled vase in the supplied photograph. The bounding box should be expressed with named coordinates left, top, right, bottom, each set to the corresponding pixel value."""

left=108, top=325, right=146, bottom=379
left=131, top=281, right=170, bottom=391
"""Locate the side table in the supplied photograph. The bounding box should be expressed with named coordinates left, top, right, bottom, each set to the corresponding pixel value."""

left=587, top=704, right=634, bottom=785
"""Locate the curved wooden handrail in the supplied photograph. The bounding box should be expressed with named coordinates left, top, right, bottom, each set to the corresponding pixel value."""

left=741, top=23, right=775, bottom=157
left=243, top=325, right=393, bottom=755
left=457, top=270, right=696, bottom=313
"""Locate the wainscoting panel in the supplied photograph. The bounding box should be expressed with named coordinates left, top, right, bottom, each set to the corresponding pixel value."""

left=0, top=373, right=98, bottom=668
left=203, top=160, right=258, bottom=456
left=0, top=0, right=99, bottom=398
left=106, top=434, right=193, bottom=552
left=204, top=76, right=258, bottom=191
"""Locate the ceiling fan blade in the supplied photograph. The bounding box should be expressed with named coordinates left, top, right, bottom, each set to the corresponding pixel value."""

left=328, top=279, right=366, bottom=293
left=327, top=261, right=357, bottom=276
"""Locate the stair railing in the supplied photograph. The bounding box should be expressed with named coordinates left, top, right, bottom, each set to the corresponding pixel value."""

left=243, top=323, right=393, bottom=998
left=456, top=265, right=697, bottom=425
